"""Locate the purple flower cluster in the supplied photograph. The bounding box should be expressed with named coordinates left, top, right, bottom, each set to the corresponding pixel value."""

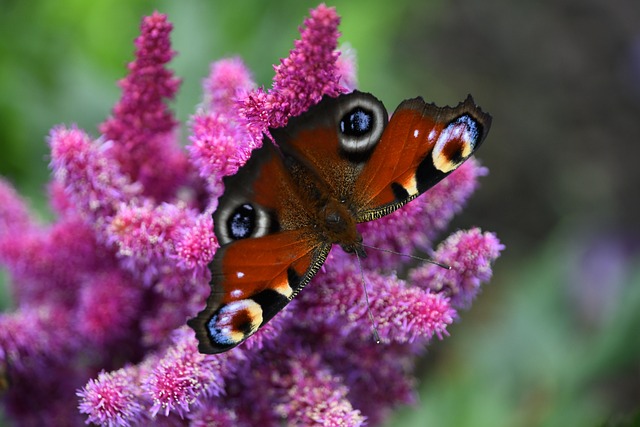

left=0, top=5, right=503, bottom=426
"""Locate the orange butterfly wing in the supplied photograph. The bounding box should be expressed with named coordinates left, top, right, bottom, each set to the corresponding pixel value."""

left=273, top=91, right=491, bottom=221
left=353, top=95, right=492, bottom=221
left=188, top=142, right=330, bottom=354
left=273, top=92, right=388, bottom=203
left=189, top=231, right=328, bottom=354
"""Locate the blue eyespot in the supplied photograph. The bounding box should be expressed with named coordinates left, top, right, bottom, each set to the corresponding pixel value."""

left=340, top=108, right=373, bottom=137
left=228, top=203, right=255, bottom=240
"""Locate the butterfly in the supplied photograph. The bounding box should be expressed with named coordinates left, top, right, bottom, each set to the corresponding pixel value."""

left=188, top=91, right=491, bottom=354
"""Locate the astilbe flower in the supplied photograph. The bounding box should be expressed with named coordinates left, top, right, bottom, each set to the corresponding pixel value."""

left=239, top=4, right=346, bottom=140
left=0, top=5, right=503, bottom=426
left=99, top=11, right=188, bottom=203
left=78, top=367, right=145, bottom=427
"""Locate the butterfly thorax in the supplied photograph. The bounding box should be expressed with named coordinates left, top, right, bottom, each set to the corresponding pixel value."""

left=285, top=151, right=366, bottom=257
left=318, top=197, right=365, bottom=257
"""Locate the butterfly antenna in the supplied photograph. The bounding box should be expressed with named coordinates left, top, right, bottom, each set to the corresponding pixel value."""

left=356, top=252, right=381, bottom=344
left=361, top=244, right=451, bottom=270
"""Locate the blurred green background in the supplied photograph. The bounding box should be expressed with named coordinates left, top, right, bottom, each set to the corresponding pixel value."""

left=1, top=0, right=639, bottom=426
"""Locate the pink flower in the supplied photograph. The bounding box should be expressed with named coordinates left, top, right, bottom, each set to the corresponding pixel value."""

left=142, top=328, right=236, bottom=418
left=77, top=367, right=145, bottom=427
left=0, top=179, right=33, bottom=234
left=273, top=355, right=365, bottom=426
left=239, top=4, right=346, bottom=138
left=410, top=228, right=505, bottom=308
left=188, top=112, right=255, bottom=207
left=75, top=271, right=143, bottom=347
left=173, top=214, right=217, bottom=272
left=336, top=44, right=358, bottom=91
left=189, top=58, right=258, bottom=209
left=296, top=267, right=456, bottom=343
left=99, top=12, right=187, bottom=202
left=202, top=57, right=256, bottom=113
left=49, top=126, right=141, bottom=229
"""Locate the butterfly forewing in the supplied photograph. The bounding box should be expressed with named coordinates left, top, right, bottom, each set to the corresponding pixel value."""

left=274, top=92, right=389, bottom=203
left=188, top=140, right=331, bottom=353
left=353, top=95, right=491, bottom=221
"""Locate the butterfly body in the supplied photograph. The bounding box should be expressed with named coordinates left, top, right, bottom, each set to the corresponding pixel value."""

left=188, top=91, right=491, bottom=353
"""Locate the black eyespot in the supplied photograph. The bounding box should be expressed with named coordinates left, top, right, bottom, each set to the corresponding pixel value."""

left=340, top=107, right=373, bottom=137
left=227, top=203, right=256, bottom=240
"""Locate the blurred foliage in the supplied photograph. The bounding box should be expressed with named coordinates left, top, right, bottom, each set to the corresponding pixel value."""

left=1, top=0, right=639, bottom=426
left=389, top=225, right=640, bottom=426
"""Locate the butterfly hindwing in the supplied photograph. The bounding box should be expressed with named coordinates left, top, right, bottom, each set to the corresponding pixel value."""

left=189, top=231, right=329, bottom=353
left=188, top=141, right=330, bottom=354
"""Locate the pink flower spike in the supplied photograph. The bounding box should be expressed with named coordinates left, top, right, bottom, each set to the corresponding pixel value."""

left=240, top=4, right=346, bottom=134
left=49, top=125, right=141, bottom=230
left=173, top=214, right=217, bottom=272
left=326, top=341, right=418, bottom=425
left=203, top=57, right=256, bottom=114
left=0, top=305, right=77, bottom=372
left=297, top=268, right=455, bottom=344
left=187, top=112, right=255, bottom=208
left=0, top=179, right=34, bottom=235
left=142, top=327, right=239, bottom=418
left=274, top=355, right=365, bottom=427
left=75, top=271, right=143, bottom=347
left=272, top=4, right=345, bottom=111
left=187, top=399, right=238, bottom=427
left=47, top=181, right=75, bottom=217
left=190, top=57, right=257, bottom=206
left=410, top=228, right=505, bottom=308
left=371, top=278, right=455, bottom=343
left=0, top=217, right=101, bottom=306
left=99, top=12, right=187, bottom=201
left=77, top=367, right=145, bottom=427
left=106, top=202, right=196, bottom=286
left=336, top=44, right=358, bottom=91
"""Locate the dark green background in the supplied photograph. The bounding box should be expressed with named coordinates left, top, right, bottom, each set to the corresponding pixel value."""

left=1, top=1, right=639, bottom=426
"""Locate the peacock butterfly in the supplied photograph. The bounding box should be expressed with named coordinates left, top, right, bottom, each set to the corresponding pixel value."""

left=188, top=91, right=492, bottom=354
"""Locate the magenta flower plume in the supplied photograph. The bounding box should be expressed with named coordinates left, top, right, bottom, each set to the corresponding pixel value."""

left=240, top=3, right=346, bottom=138
left=411, top=228, right=505, bottom=308
left=202, top=57, right=256, bottom=113
left=0, top=5, right=502, bottom=426
left=295, top=267, right=455, bottom=343
left=49, top=126, right=141, bottom=229
left=0, top=180, right=33, bottom=234
left=273, top=355, right=366, bottom=426
left=189, top=58, right=258, bottom=208
left=99, top=11, right=188, bottom=202
left=77, top=367, right=145, bottom=427
left=142, top=328, right=234, bottom=418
